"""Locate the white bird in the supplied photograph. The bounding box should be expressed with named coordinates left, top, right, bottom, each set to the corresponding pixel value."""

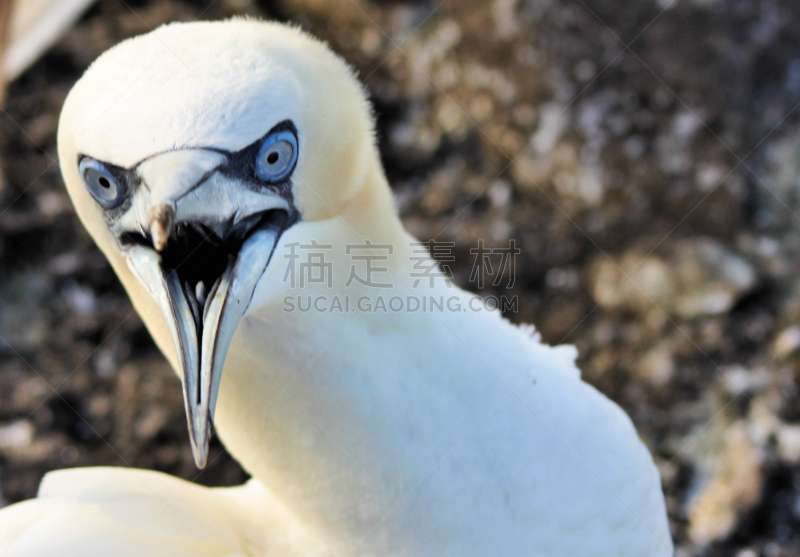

left=0, top=20, right=673, bottom=556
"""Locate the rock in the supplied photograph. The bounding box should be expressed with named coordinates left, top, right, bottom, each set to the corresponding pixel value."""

left=573, top=59, right=596, bottom=82
left=720, top=366, right=769, bottom=397
left=776, top=423, right=800, bottom=462
left=635, top=343, right=675, bottom=386
left=532, top=102, right=569, bottom=155
left=654, top=110, right=703, bottom=174
left=696, top=163, right=728, bottom=192
left=590, top=252, right=674, bottom=314
left=0, top=272, right=55, bottom=352
left=0, top=432, right=62, bottom=465
left=436, top=98, right=468, bottom=137
left=589, top=238, right=756, bottom=319
left=491, top=0, right=521, bottom=40
left=772, top=326, right=800, bottom=358
left=670, top=239, right=756, bottom=318
left=545, top=266, right=581, bottom=291
left=360, top=28, right=382, bottom=57
left=687, top=421, right=762, bottom=545
left=61, top=280, right=97, bottom=316
left=11, top=377, right=49, bottom=410
left=0, top=420, right=34, bottom=449
left=134, top=406, right=170, bottom=442
left=487, top=180, right=512, bottom=208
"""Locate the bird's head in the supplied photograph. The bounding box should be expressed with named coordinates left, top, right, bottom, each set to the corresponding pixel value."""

left=57, top=20, right=379, bottom=467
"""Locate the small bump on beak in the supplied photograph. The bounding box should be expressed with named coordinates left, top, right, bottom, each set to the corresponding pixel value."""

left=148, top=204, right=175, bottom=252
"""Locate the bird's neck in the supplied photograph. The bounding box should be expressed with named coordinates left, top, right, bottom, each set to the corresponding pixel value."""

left=209, top=161, right=536, bottom=555
left=206, top=161, right=576, bottom=556
left=215, top=164, right=441, bottom=553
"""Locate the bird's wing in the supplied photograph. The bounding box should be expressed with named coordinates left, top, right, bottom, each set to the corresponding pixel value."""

left=2, top=0, right=95, bottom=81
left=0, top=467, right=328, bottom=557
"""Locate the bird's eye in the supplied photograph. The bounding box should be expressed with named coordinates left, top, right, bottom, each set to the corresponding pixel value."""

left=255, top=130, right=298, bottom=182
left=79, top=159, right=124, bottom=208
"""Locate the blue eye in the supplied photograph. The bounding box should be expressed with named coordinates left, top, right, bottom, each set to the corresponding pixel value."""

left=255, top=130, right=298, bottom=182
left=79, top=159, right=124, bottom=208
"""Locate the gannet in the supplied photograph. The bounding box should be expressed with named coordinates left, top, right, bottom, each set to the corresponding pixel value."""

left=0, top=20, right=673, bottom=556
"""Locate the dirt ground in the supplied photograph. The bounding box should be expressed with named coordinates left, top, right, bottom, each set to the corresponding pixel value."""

left=3, top=0, right=800, bottom=554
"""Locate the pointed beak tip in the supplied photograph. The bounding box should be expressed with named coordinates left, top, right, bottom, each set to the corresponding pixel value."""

left=192, top=447, right=209, bottom=469
left=127, top=206, right=285, bottom=473
left=189, top=425, right=210, bottom=469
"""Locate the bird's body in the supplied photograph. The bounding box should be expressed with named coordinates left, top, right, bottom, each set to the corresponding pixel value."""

left=0, top=20, right=673, bottom=556
left=0, top=468, right=328, bottom=556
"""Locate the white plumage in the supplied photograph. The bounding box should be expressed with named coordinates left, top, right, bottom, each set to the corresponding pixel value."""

left=0, top=468, right=327, bottom=556
left=0, top=20, right=673, bottom=556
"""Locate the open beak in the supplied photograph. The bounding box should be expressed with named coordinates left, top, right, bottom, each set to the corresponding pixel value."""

left=114, top=149, right=293, bottom=467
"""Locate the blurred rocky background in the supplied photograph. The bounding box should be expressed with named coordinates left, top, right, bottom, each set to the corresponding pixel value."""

left=2, top=0, right=800, bottom=554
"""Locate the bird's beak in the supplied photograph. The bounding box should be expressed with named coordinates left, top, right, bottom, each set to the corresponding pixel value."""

left=114, top=149, right=293, bottom=467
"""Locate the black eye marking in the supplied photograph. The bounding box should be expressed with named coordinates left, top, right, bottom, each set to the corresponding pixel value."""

left=78, top=120, right=300, bottom=220
left=255, top=128, right=298, bottom=182
left=212, top=120, right=299, bottom=191
left=79, top=158, right=129, bottom=209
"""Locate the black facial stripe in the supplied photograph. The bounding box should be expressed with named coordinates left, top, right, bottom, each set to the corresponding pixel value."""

left=77, top=155, right=138, bottom=221
left=76, top=120, right=299, bottom=221
left=217, top=121, right=298, bottom=193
